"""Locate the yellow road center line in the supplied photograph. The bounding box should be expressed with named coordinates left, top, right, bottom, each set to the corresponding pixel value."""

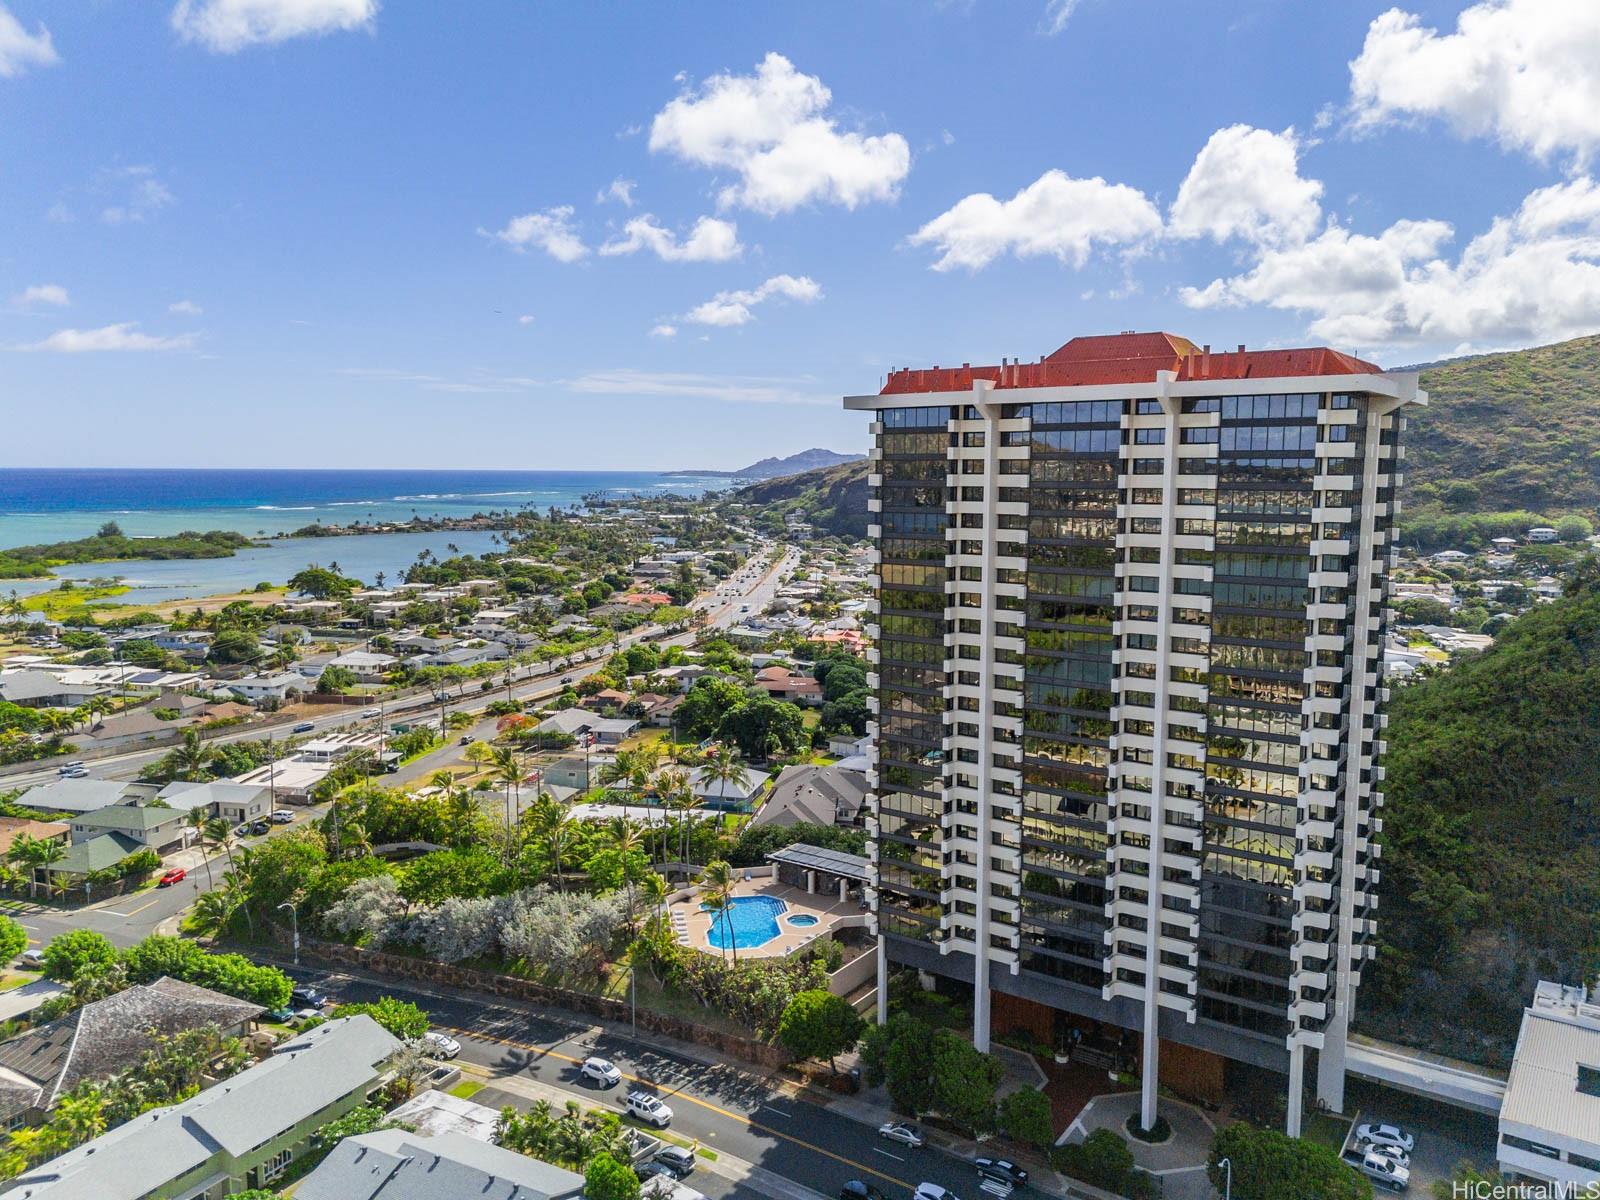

left=436, top=1024, right=909, bottom=1189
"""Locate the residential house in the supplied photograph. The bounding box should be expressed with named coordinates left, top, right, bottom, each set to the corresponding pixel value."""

left=295, top=1128, right=583, bottom=1200
left=81, top=709, right=189, bottom=752
left=293, top=652, right=337, bottom=680
left=0, top=671, right=110, bottom=709
left=7, top=1015, right=402, bottom=1200
left=392, top=634, right=453, bottom=656
left=751, top=764, right=868, bottom=830
left=67, top=804, right=187, bottom=854
left=229, top=759, right=332, bottom=805
left=157, top=780, right=273, bottom=824
left=535, top=708, right=638, bottom=746
left=150, top=631, right=213, bottom=659
left=753, top=666, right=823, bottom=706
left=0, top=817, right=67, bottom=858
left=284, top=599, right=344, bottom=619
left=692, top=770, right=767, bottom=812
left=807, top=628, right=865, bottom=654
left=1528, top=527, right=1560, bottom=543
left=0, top=977, right=264, bottom=1130
left=580, top=688, right=631, bottom=712
left=325, top=650, right=398, bottom=681
left=409, top=641, right=507, bottom=669
left=226, top=672, right=307, bottom=705
left=17, top=779, right=155, bottom=817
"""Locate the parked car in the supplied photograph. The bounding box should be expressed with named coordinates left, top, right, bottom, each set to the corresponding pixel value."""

left=158, top=868, right=187, bottom=887
left=290, top=985, right=326, bottom=1008
left=265, top=1007, right=295, bottom=1023
left=1364, top=1143, right=1410, bottom=1168
left=580, top=1057, right=622, bottom=1087
left=249, top=820, right=270, bottom=835
left=233, top=823, right=251, bottom=837
left=878, top=1122, right=925, bottom=1149
left=635, top=1162, right=677, bottom=1186
left=974, top=1158, right=1028, bottom=1186
left=269, top=810, right=295, bottom=824
left=292, top=1007, right=323, bottom=1024
left=1357, top=1149, right=1411, bottom=1192
left=18, top=949, right=44, bottom=969
left=292, top=721, right=316, bottom=733
left=652, top=1146, right=695, bottom=1178
left=459, top=734, right=473, bottom=745
left=624, top=1090, right=673, bottom=1127
left=1357, top=1123, right=1416, bottom=1154
left=914, top=1185, right=958, bottom=1200
left=840, top=1183, right=887, bottom=1200
left=420, top=1032, right=460, bottom=1059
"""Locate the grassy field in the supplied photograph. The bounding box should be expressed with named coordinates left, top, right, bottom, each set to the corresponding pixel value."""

left=21, top=583, right=132, bottom=619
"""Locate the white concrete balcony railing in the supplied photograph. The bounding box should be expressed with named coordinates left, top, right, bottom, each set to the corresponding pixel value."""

left=868, top=473, right=883, bottom=488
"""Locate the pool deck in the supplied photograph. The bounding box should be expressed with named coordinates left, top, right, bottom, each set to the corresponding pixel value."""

left=667, top=877, right=860, bottom=960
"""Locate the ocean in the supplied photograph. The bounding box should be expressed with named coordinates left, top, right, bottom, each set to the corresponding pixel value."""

left=0, top=468, right=733, bottom=607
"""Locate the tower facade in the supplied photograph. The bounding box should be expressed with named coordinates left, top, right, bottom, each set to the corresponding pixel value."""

left=845, top=333, right=1425, bottom=1133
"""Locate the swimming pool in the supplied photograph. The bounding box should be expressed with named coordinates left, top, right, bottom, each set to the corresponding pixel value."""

left=703, top=895, right=788, bottom=951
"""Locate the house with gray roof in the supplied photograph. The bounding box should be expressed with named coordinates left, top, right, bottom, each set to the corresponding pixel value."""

left=67, top=803, right=187, bottom=853
left=7, top=1014, right=401, bottom=1200
left=536, top=707, right=638, bottom=746
left=751, top=763, right=868, bottom=830
left=295, top=1128, right=584, bottom=1200
left=157, top=780, right=272, bottom=824
left=0, top=977, right=263, bottom=1129
left=17, top=779, right=149, bottom=817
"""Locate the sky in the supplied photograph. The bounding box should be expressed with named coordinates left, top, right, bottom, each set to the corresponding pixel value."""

left=3, top=0, right=1599, bottom=471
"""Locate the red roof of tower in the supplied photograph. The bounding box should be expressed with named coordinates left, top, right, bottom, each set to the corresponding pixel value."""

left=878, top=332, right=1383, bottom=394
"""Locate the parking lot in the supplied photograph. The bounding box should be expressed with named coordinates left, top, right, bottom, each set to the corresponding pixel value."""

left=1340, top=1079, right=1501, bottom=1193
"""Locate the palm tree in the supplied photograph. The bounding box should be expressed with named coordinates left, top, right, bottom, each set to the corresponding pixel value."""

left=190, top=887, right=241, bottom=943
left=607, top=818, right=647, bottom=918
left=696, top=744, right=751, bottom=812
left=202, top=816, right=236, bottom=874
left=701, top=859, right=738, bottom=965
left=26, top=839, right=64, bottom=900
left=171, top=729, right=216, bottom=783
left=655, top=767, right=697, bottom=866
left=186, top=809, right=216, bottom=888
left=489, top=746, right=525, bottom=836
left=639, top=871, right=669, bottom=932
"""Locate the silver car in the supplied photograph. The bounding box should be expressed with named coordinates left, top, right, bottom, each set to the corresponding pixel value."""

left=878, top=1122, right=925, bottom=1148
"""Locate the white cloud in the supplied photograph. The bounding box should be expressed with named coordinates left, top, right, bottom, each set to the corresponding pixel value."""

left=649, top=52, right=910, bottom=214
left=169, top=299, right=203, bottom=315
left=483, top=206, right=588, bottom=262
left=683, top=274, right=821, bottom=327
left=597, top=177, right=636, bottom=207
left=17, top=323, right=196, bottom=353
left=1182, top=177, right=1600, bottom=350
left=0, top=4, right=58, bottom=77
left=1041, top=0, right=1083, bottom=35
left=566, top=368, right=831, bottom=405
left=649, top=324, right=677, bottom=339
left=171, top=0, right=377, bottom=53
left=12, top=284, right=69, bottom=309
left=100, top=166, right=174, bottom=225
left=517, top=314, right=535, bottom=326
left=600, top=215, right=742, bottom=263
left=1169, top=125, right=1323, bottom=247
left=909, top=169, right=1162, bottom=271
left=1347, top=0, right=1600, bottom=167
left=338, top=367, right=539, bottom=394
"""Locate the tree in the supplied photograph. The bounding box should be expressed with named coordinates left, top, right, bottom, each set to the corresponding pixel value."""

left=776, top=989, right=863, bottom=1072
left=700, top=859, right=737, bottom=964
left=287, top=566, right=355, bottom=600
left=171, top=729, right=216, bottom=783
left=930, top=1029, right=1003, bottom=1134
left=1208, top=1122, right=1371, bottom=1200
left=584, top=1152, right=640, bottom=1200
left=997, top=1087, right=1054, bottom=1149
left=676, top=677, right=747, bottom=739
left=861, top=1012, right=934, bottom=1114
left=1054, top=1129, right=1140, bottom=1194
left=716, top=695, right=806, bottom=760
left=696, top=743, right=752, bottom=807
left=316, top=664, right=359, bottom=694
left=41, top=930, right=117, bottom=982
left=332, top=996, right=430, bottom=1040
left=0, top=915, right=27, bottom=965
left=207, top=629, right=261, bottom=664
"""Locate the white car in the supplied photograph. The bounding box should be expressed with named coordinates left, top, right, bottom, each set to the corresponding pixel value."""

left=1365, top=1142, right=1410, bottom=1168
left=625, top=1090, right=673, bottom=1127
left=1358, top=1149, right=1411, bottom=1192
left=914, top=1185, right=958, bottom=1200
left=1357, top=1123, right=1416, bottom=1153
left=878, top=1122, right=925, bottom=1148
left=581, top=1056, right=622, bottom=1087
left=420, top=1032, right=459, bottom=1059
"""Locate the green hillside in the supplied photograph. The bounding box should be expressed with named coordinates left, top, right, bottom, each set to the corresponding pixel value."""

left=1403, top=334, right=1600, bottom=546
left=1360, top=564, right=1600, bottom=1065
left=730, top=458, right=870, bottom=539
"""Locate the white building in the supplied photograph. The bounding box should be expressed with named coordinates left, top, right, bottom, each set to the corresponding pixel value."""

left=226, top=672, right=307, bottom=704
left=1498, top=979, right=1600, bottom=1190
left=846, top=332, right=1421, bottom=1136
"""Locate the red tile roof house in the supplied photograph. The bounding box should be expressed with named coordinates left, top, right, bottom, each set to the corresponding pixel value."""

left=580, top=688, right=632, bottom=712
left=753, top=666, right=823, bottom=706
left=623, top=591, right=673, bottom=606
left=809, top=629, right=866, bottom=654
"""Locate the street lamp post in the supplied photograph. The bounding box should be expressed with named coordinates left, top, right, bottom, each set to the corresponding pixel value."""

left=277, top=901, right=300, bottom=966
left=1217, top=1156, right=1232, bottom=1200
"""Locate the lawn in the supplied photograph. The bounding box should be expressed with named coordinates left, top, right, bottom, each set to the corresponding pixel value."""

left=22, top=584, right=131, bottom=620
left=448, top=1079, right=485, bottom=1100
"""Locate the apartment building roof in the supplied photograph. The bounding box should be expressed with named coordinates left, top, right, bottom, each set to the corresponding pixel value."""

left=877, top=331, right=1384, bottom=394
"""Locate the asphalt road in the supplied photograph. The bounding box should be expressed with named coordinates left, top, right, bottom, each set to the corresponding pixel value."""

left=302, top=966, right=1010, bottom=1200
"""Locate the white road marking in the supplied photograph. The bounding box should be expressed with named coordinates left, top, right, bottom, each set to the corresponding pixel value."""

left=874, top=1148, right=904, bottom=1162
left=760, top=1104, right=791, bottom=1118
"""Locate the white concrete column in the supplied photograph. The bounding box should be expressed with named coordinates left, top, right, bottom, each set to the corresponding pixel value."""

left=1287, top=1042, right=1305, bottom=1137
left=875, top=935, right=889, bottom=1025
left=1318, top=1011, right=1348, bottom=1113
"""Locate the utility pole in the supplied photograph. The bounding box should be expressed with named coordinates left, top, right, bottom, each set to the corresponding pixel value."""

left=278, top=901, right=300, bottom=966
